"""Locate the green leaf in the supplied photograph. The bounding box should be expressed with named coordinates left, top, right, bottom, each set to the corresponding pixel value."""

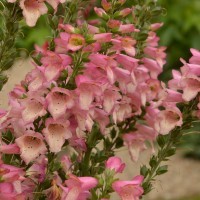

left=140, top=165, right=148, bottom=177
left=156, top=165, right=168, bottom=175
left=149, top=156, right=157, bottom=168
left=165, top=147, right=176, bottom=157
left=157, top=135, right=166, bottom=148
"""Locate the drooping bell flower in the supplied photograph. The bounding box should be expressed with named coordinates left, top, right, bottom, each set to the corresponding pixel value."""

left=15, top=132, right=47, bottom=164
left=13, top=0, right=65, bottom=26
left=61, top=174, right=98, bottom=200
left=75, top=75, right=102, bottom=110
left=112, top=176, right=144, bottom=200
left=154, top=106, right=183, bottom=135
left=21, top=98, right=47, bottom=124
left=41, top=51, right=72, bottom=82
left=181, top=75, right=200, bottom=101
left=43, top=118, right=72, bottom=153
left=46, top=87, right=74, bottom=120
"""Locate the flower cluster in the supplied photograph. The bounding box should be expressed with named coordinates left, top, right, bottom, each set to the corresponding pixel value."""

left=1, top=0, right=200, bottom=199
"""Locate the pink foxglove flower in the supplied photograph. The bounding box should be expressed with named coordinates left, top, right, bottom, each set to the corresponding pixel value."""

left=112, top=175, right=144, bottom=200
left=61, top=174, right=98, bottom=200
left=41, top=51, right=72, bottom=82
left=181, top=75, right=200, bottom=101
left=154, top=107, right=183, bottom=135
left=43, top=118, right=72, bottom=153
left=15, top=132, right=47, bottom=164
left=9, top=0, right=65, bottom=27
left=46, top=87, right=74, bottom=119
left=21, top=98, right=47, bottom=124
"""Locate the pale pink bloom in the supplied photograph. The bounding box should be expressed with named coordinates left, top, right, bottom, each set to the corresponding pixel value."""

left=142, top=58, right=162, bottom=79
left=89, top=108, right=109, bottom=133
left=21, top=98, right=47, bottom=124
left=181, top=75, right=200, bottom=101
left=27, top=69, right=45, bottom=91
left=112, top=37, right=136, bottom=57
left=154, top=107, right=183, bottom=135
left=113, top=102, right=132, bottom=123
left=144, top=46, right=166, bottom=67
left=75, top=75, right=102, bottom=110
left=15, top=132, right=47, bottom=164
left=61, top=174, right=98, bottom=200
left=105, top=156, right=125, bottom=173
left=19, top=0, right=64, bottom=27
left=41, top=51, right=72, bottom=81
left=68, top=34, right=85, bottom=51
left=112, top=176, right=144, bottom=200
left=43, top=118, right=72, bottom=153
left=46, top=87, right=74, bottom=119
left=123, top=133, right=146, bottom=162
left=94, top=33, right=112, bottom=43
left=103, top=89, right=121, bottom=113
left=123, top=124, right=156, bottom=161
left=164, top=89, right=183, bottom=103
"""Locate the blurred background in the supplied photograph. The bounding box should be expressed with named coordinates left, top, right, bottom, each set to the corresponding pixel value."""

left=1, top=0, right=200, bottom=199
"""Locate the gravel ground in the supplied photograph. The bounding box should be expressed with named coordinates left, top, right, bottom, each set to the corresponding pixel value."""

left=1, top=60, right=200, bottom=200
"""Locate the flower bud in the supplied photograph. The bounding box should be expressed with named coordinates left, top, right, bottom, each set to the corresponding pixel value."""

left=105, top=156, right=125, bottom=173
